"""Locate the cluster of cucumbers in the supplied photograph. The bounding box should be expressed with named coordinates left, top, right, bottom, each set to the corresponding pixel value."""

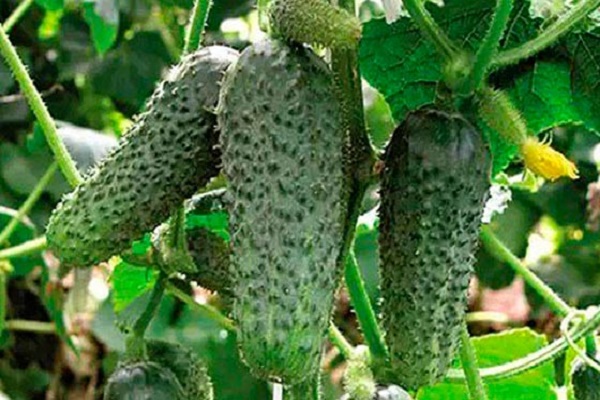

left=45, top=0, right=597, bottom=399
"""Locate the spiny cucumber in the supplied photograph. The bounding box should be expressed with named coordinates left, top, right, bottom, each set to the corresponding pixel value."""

left=146, top=339, right=213, bottom=400
left=572, top=357, right=600, bottom=400
left=218, top=40, right=347, bottom=384
left=269, top=0, right=362, bottom=49
left=379, top=108, right=490, bottom=389
left=46, top=46, right=238, bottom=270
left=104, top=361, right=185, bottom=400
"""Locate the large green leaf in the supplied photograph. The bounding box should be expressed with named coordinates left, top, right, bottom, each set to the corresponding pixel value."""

left=566, top=30, right=600, bottom=133
left=359, top=0, right=568, bottom=174
left=417, top=328, right=558, bottom=399
left=110, top=262, right=157, bottom=314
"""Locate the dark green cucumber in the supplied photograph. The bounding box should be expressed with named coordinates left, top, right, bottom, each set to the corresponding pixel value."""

left=146, top=340, right=213, bottom=400
left=186, top=227, right=231, bottom=295
left=46, top=46, right=239, bottom=270
left=379, top=109, right=490, bottom=389
left=288, top=373, right=321, bottom=400
left=218, top=40, right=347, bottom=384
left=572, top=357, right=600, bottom=400
left=269, top=0, right=361, bottom=49
left=104, top=361, right=185, bottom=400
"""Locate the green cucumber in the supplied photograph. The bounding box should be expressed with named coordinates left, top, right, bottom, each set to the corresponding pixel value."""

left=572, top=357, right=600, bottom=400
left=218, top=40, right=347, bottom=384
left=269, top=0, right=361, bottom=49
left=104, top=361, right=185, bottom=400
left=146, top=340, right=213, bottom=400
left=46, top=46, right=239, bottom=270
left=379, top=108, right=491, bottom=389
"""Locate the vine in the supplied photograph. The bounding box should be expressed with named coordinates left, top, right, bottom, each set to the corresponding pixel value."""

left=459, top=323, right=489, bottom=400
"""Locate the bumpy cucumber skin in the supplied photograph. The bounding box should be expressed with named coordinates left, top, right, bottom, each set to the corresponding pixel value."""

left=379, top=109, right=490, bottom=389
left=218, top=40, right=347, bottom=384
left=146, top=340, right=213, bottom=400
left=104, top=361, right=185, bottom=400
left=572, top=358, right=600, bottom=400
left=46, top=47, right=239, bottom=269
left=269, top=0, right=361, bottom=49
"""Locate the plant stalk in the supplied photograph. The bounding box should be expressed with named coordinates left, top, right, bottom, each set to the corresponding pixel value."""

left=0, top=236, right=47, bottom=260
left=459, top=323, right=489, bottom=400
left=480, top=225, right=571, bottom=316
left=0, top=162, right=58, bottom=246
left=345, top=250, right=388, bottom=360
left=3, top=0, right=35, bottom=32
left=492, top=0, right=600, bottom=68
left=183, top=0, right=212, bottom=54
left=328, top=323, right=354, bottom=360
left=132, top=273, right=167, bottom=338
left=467, top=0, right=513, bottom=91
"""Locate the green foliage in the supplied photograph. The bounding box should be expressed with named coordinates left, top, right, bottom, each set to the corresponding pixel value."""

left=417, top=328, right=558, bottom=399
left=379, top=109, right=490, bottom=389
left=82, top=0, right=119, bottom=54
left=219, top=39, right=347, bottom=384
left=571, top=356, right=600, bottom=400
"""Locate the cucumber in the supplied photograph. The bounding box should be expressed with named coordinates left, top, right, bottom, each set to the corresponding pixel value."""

left=46, top=46, right=239, bottom=270
left=146, top=340, right=213, bottom=400
left=104, top=361, right=185, bottom=400
left=287, top=374, right=321, bottom=400
left=572, top=357, right=600, bottom=400
left=379, top=108, right=490, bottom=389
left=269, top=0, right=361, bottom=49
left=218, top=40, right=347, bottom=384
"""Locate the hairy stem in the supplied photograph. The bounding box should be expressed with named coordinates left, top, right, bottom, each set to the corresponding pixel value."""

left=3, top=0, right=35, bottom=32
left=345, top=250, right=388, bottom=360
left=0, top=27, right=82, bottom=187
left=492, top=0, right=600, bottom=68
left=132, top=273, right=167, bottom=338
left=328, top=323, right=354, bottom=360
left=0, top=236, right=47, bottom=260
left=459, top=323, right=489, bottom=400
left=6, top=319, right=56, bottom=334
left=480, top=225, right=571, bottom=316
left=447, top=307, right=600, bottom=381
left=183, top=0, right=212, bottom=54
left=0, top=162, right=57, bottom=246
left=166, top=281, right=235, bottom=331
left=467, top=0, right=513, bottom=91
left=402, top=0, right=457, bottom=61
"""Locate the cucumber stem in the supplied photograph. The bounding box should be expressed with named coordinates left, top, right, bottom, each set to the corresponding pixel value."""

left=446, top=306, right=600, bottom=382
left=5, top=319, right=55, bottom=333
left=0, top=236, right=47, bottom=260
left=466, top=0, right=513, bottom=92
left=491, top=0, right=600, bottom=68
left=459, top=323, right=489, bottom=400
left=480, top=225, right=572, bottom=317
left=0, top=27, right=82, bottom=187
left=132, top=273, right=167, bottom=338
left=2, top=0, right=35, bottom=32
left=166, top=280, right=236, bottom=331
left=344, top=250, right=388, bottom=360
left=402, top=0, right=458, bottom=62
left=183, top=0, right=212, bottom=54
left=328, top=323, right=354, bottom=360
left=0, top=162, right=58, bottom=247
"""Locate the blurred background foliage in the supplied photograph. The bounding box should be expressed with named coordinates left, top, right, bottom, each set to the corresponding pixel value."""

left=1, top=0, right=600, bottom=398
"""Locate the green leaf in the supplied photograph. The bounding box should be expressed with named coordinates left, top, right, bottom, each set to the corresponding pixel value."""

left=417, top=328, right=558, bottom=400
left=90, top=31, right=172, bottom=107
left=566, top=30, right=600, bottom=133
left=35, top=0, right=64, bottom=11
left=359, top=0, right=541, bottom=174
left=186, top=212, right=230, bottom=242
left=83, top=0, right=119, bottom=55
left=110, top=262, right=157, bottom=313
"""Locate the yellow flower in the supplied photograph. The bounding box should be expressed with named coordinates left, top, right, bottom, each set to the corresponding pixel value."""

left=520, top=136, right=579, bottom=181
